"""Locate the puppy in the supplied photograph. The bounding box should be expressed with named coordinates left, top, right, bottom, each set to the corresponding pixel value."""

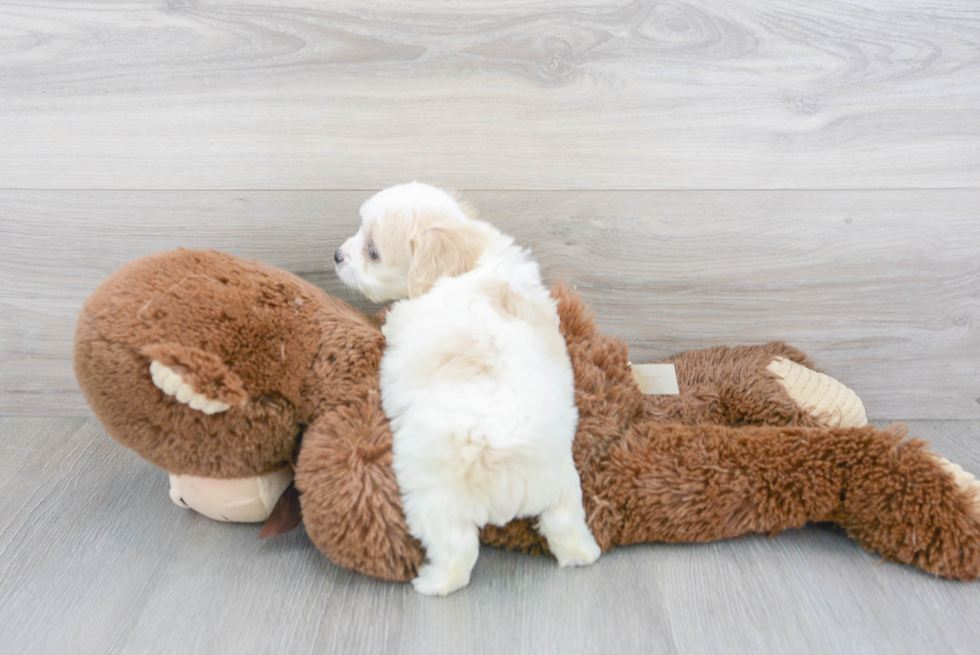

left=335, top=182, right=600, bottom=595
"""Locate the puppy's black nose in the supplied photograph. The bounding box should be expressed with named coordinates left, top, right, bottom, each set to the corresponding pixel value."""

left=334, top=249, right=344, bottom=264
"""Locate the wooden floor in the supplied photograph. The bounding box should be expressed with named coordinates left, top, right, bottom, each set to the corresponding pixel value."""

left=2, top=417, right=980, bottom=655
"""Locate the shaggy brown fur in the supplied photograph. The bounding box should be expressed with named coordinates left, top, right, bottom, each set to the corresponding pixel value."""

left=74, top=250, right=980, bottom=583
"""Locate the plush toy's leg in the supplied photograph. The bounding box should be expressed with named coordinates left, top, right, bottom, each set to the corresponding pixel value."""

left=608, top=424, right=980, bottom=580
left=834, top=431, right=980, bottom=580
left=650, top=343, right=866, bottom=428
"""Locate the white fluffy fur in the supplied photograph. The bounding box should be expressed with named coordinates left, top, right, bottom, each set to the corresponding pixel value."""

left=336, top=182, right=600, bottom=595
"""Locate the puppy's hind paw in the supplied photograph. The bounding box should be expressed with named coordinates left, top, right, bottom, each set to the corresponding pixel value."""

left=539, top=503, right=602, bottom=568
left=550, top=532, right=601, bottom=568
left=555, top=540, right=602, bottom=567
left=411, top=563, right=471, bottom=596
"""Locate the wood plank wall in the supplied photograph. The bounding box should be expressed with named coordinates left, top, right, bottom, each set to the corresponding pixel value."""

left=1, top=1, right=978, bottom=418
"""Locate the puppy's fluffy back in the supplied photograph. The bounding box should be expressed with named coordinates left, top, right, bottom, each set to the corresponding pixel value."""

left=380, top=241, right=578, bottom=526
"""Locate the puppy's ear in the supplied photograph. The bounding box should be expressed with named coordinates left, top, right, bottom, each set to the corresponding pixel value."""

left=408, top=222, right=490, bottom=298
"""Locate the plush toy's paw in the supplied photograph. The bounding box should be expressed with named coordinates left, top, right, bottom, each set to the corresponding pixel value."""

left=411, top=562, right=471, bottom=596
left=150, top=361, right=231, bottom=415
left=168, top=467, right=293, bottom=523
left=934, top=456, right=980, bottom=520
left=767, top=356, right=867, bottom=428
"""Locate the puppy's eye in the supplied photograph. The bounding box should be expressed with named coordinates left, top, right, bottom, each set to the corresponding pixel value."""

left=367, top=244, right=380, bottom=261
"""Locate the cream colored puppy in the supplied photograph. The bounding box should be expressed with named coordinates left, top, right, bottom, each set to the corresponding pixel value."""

left=335, top=182, right=600, bottom=595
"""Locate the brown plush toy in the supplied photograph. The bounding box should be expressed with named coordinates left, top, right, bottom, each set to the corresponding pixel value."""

left=74, top=249, right=980, bottom=584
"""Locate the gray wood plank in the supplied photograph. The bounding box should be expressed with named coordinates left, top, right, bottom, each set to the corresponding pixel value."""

left=2, top=189, right=977, bottom=419
left=0, top=1, right=978, bottom=190
left=1, top=417, right=980, bottom=655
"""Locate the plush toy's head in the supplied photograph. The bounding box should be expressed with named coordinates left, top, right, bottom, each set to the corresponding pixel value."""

left=73, top=249, right=385, bottom=519
left=74, top=248, right=420, bottom=574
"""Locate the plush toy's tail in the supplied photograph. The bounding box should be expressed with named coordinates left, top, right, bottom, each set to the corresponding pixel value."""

left=607, top=423, right=980, bottom=580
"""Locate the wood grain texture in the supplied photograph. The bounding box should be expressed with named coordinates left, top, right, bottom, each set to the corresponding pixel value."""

left=2, top=417, right=980, bottom=655
left=0, top=0, right=978, bottom=190
left=2, top=189, right=977, bottom=419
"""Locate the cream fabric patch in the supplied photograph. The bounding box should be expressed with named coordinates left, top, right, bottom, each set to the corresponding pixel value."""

left=630, top=363, right=680, bottom=395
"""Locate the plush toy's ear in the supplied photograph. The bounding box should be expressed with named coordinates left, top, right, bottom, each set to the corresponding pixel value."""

left=407, top=222, right=490, bottom=298
left=141, top=342, right=248, bottom=410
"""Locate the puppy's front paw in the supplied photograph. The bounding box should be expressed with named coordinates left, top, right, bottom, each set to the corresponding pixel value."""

left=551, top=534, right=601, bottom=568
left=411, top=563, right=471, bottom=596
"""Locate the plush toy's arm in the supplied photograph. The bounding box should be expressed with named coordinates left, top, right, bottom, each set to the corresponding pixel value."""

left=647, top=342, right=867, bottom=428
left=295, top=392, right=422, bottom=582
